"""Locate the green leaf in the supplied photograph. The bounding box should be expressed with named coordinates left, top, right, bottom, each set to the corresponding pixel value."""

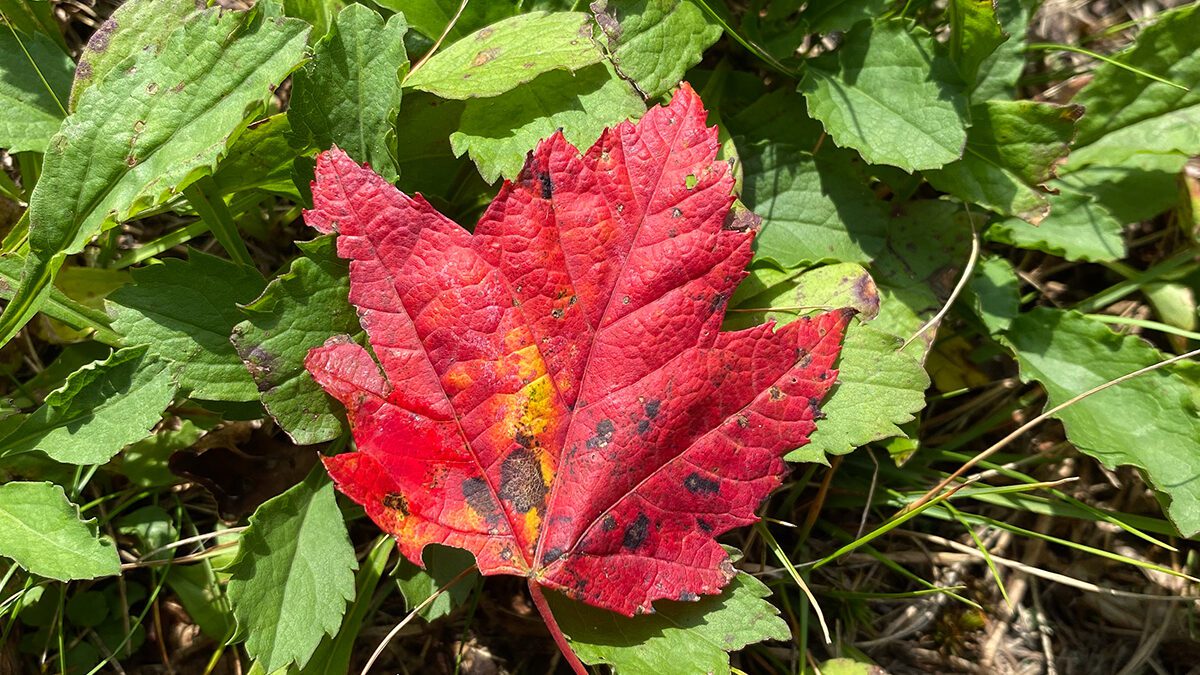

left=799, top=21, right=969, bottom=172
left=986, top=185, right=1125, bottom=262
left=972, top=0, right=1036, bottom=100
left=0, top=0, right=67, bottom=52
left=231, top=237, right=359, bottom=445
left=800, top=0, right=890, bottom=33
left=289, top=4, right=409, bottom=183
left=0, top=346, right=178, bottom=465
left=395, top=544, right=480, bottom=621
left=107, top=251, right=268, bottom=402
left=1068, top=4, right=1200, bottom=170
left=1006, top=308, right=1200, bottom=537
left=741, top=139, right=888, bottom=266
left=69, top=0, right=196, bottom=111
left=227, top=468, right=357, bottom=672
left=283, top=0, right=346, bottom=42
left=0, top=481, right=120, bottom=581
left=372, top=0, right=516, bottom=42
left=299, top=536, right=394, bottom=675
left=0, top=6, right=308, bottom=349
left=548, top=571, right=790, bottom=675
left=449, top=62, right=645, bottom=182
left=393, top=90, right=469, bottom=200
left=591, top=0, right=721, bottom=99
left=967, top=255, right=1020, bottom=335
left=406, top=12, right=601, bottom=99
left=790, top=322, right=929, bottom=461
left=211, top=113, right=304, bottom=199
left=0, top=28, right=73, bottom=153
left=925, top=100, right=1081, bottom=224
left=946, top=0, right=1007, bottom=86
left=0, top=254, right=120, bottom=345
left=870, top=200, right=977, bottom=356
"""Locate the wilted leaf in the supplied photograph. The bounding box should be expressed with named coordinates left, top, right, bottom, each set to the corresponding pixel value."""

left=303, top=86, right=850, bottom=664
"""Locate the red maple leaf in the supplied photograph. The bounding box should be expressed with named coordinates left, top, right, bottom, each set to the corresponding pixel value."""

left=304, top=84, right=851, bottom=671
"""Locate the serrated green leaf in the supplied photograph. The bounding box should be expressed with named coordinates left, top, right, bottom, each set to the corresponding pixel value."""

left=406, top=12, right=601, bottom=99
left=790, top=322, right=929, bottom=461
left=211, top=113, right=304, bottom=199
left=450, top=62, right=645, bottom=182
left=987, top=185, right=1125, bottom=262
left=548, top=572, right=790, bottom=675
left=741, top=139, right=888, bottom=266
left=1006, top=308, right=1200, bottom=537
left=799, top=21, right=969, bottom=172
left=299, top=536, right=394, bottom=675
left=1068, top=5, right=1200, bottom=170
left=395, top=544, right=480, bottom=621
left=0, top=481, right=120, bottom=581
left=231, top=237, right=358, bottom=445
left=0, top=6, right=308, bottom=349
left=925, top=100, right=1081, bottom=224
left=0, top=346, right=178, bottom=465
left=69, top=0, right=195, bottom=111
left=227, top=468, right=357, bottom=672
left=592, top=0, right=721, bottom=99
left=0, top=28, right=73, bottom=153
left=289, top=4, right=408, bottom=183
left=972, top=0, right=1036, bottom=101
left=947, top=0, right=1007, bottom=86
left=107, top=251, right=268, bottom=402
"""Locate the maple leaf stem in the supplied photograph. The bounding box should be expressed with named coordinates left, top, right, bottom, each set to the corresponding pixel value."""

left=527, top=579, right=589, bottom=675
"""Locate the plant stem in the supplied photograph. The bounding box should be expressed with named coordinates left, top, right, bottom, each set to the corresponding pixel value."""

left=527, top=579, right=588, bottom=675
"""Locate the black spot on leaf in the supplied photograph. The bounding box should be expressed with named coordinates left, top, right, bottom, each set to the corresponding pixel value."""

left=541, top=547, right=565, bottom=566
left=683, top=472, right=719, bottom=495
left=644, top=399, right=661, bottom=419
left=586, top=419, right=615, bottom=449
left=498, top=449, right=548, bottom=513
left=383, top=492, right=409, bottom=516
left=462, top=477, right=500, bottom=524
left=623, top=513, right=650, bottom=550
left=601, top=514, right=618, bottom=531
